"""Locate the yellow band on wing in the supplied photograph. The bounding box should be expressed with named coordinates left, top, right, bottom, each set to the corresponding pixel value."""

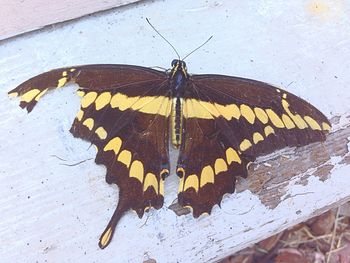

left=110, top=93, right=172, bottom=117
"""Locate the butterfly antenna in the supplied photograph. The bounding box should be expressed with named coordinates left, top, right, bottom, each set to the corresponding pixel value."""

left=146, top=18, right=181, bottom=60
left=182, top=36, right=213, bottom=61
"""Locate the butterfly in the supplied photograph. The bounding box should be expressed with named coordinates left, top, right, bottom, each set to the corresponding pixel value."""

left=8, top=24, right=331, bottom=248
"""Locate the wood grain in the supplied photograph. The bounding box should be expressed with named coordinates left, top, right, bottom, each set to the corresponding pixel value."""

left=0, top=0, right=142, bottom=40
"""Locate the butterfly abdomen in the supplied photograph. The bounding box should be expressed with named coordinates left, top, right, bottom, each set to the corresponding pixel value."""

left=169, top=60, right=188, bottom=149
left=171, top=97, right=183, bottom=148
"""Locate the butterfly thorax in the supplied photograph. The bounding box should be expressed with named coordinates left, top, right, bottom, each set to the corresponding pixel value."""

left=169, top=59, right=188, bottom=149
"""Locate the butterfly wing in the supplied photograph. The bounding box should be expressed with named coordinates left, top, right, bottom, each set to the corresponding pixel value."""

left=8, top=64, right=167, bottom=112
left=177, top=74, right=331, bottom=217
left=9, top=65, right=172, bottom=248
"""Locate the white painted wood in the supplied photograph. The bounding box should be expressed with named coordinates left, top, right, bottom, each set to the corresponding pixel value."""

left=0, top=1, right=349, bottom=262
left=0, top=0, right=141, bottom=40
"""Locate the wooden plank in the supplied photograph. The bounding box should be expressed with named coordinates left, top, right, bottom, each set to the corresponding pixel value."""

left=0, top=0, right=142, bottom=40
left=1, top=1, right=349, bottom=262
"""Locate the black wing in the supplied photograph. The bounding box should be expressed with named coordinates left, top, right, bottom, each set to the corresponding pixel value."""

left=177, top=74, right=330, bottom=217
left=9, top=65, right=172, bottom=248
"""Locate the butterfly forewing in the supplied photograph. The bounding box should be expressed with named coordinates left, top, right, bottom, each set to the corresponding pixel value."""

left=8, top=65, right=167, bottom=112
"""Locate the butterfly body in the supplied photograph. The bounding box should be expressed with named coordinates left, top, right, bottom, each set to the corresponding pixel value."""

left=169, top=59, right=188, bottom=148
left=8, top=60, right=331, bottom=249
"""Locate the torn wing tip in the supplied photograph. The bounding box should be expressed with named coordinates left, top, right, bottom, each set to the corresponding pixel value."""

left=8, top=91, right=18, bottom=98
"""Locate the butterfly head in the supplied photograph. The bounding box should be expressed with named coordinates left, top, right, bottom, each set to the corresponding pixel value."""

left=170, top=59, right=188, bottom=78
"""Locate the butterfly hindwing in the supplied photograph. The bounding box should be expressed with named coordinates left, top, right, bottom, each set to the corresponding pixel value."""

left=72, top=88, right=171, bottom=248
left=177, top=117, right=250, bottom=217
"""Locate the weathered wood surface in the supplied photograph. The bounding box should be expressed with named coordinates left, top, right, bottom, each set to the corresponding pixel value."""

left=0, top=0, right=142, bottom=40
left=0, top=1, right=349, bottom=262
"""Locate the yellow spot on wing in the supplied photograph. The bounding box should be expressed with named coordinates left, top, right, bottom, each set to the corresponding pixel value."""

left=184, top=174, right=199, bottom=192
left=228, top=104, right=241, bottom=120
left=185, top=99, right=213, bottom=119
left=8, top=92, right=18, bottom=98
left=214, top=158, right=228, bottom=174
left=200, top=212, right=210, bottom=217
left=159, top=180, right=164, bottom=196
left=82, top=118, right=94, bottom=130
left=226, top=148, right=241, bottom=164
left=111, top=93, right=137, bottom=110
left=157, top=96, right=172, bottom=116
left=177, top=167, right=185, bottom=177
left=21, top=89, right=40, bottom=102
left=57, top=77, right=67, bottom=88
left=129, top=160, right=144, bottom=183
left=292, top=114, right=308, bottom=129
left=76, top=109, right=84, bottom=121
left=62, top=71, right=68, bottom=77
left=93, top=144, right=98, bottom=153
left=35, top=88, right=48, bottom=101
left=183, top=99, right=194, bottom=118
left=100, top=227, right=113, bottom=248
left=143, top=173, right=158, bottom=194
left=160, top=169, right=169, bottom=178
left=178, top=177, right=184, bottom=192
left=282, top=99, right=289, bottom=110
left=254, top=107, right=268, bottom=124
left=282, top=114, right=295, bottom=129
left=198, top=100, right=220, bottom=117
left=137, top=96, right=171, bottom=116
left=240, top=104, right=255, bottom=124
left=184, top=100, right=241, bottom=120
left=132, top=96, right=154, bottom=110
left=184, top=205, right=193, bottom=211
left=304, top=116, right=321, bottom=130
left=266, top=109, right=285, bottom=128
left=117, top=150, right=132, bottom=168
left=77, top=90, right=85, bottom=97
left=95, top=127, right=107, bottom=139
left=81, top=92, right=97, bottom=108
left=200, top=165, right=214, bottom=187
left=282, top=99, right=308, bottom=129
left=95, top=92, right=112, bottom=111
left=240, top=139, right=252, bottom=151
left=110, top=93, right=172, bottom=117
left=264, top=126, right=275, bottom=136
left=322, top=122, right=331, bottom=131
left=215, top=103, right=240, bottom=120
left=253, top=132, right=264, bottom=144
left=104, top=137, right=122, bottom=154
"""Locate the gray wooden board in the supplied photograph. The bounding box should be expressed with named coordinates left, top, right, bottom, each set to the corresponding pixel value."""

left=0, top=0, right=142, bottom=40
left=0, top=1, right=350, bottom=262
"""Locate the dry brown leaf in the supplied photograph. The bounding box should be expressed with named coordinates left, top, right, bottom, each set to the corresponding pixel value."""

left=310, top=210, right=336, bottom=236
left=275, top=248, right=309, bottom=263
left=258, top=232, right=284, bottom=252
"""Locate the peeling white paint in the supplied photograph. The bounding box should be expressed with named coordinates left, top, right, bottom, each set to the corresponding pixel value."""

left=1, top=0, right=350, bottom=262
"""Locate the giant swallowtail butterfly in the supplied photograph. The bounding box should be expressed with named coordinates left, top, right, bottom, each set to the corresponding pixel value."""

left=8, top=49, right=330, bottom=249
